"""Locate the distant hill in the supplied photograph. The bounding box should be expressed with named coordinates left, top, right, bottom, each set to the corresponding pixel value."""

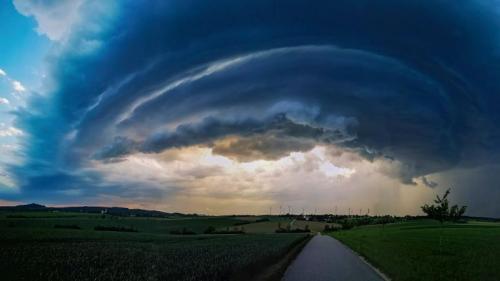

left=0, top=203, right=195, bottom=218
left=12, top=203, right=46, bottom=210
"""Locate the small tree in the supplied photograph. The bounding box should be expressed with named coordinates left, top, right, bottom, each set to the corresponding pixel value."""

left=449, top=205, right=467, bottom=222
left=204, top=226, right=216, bottom=234
left=421, top=188, right=467, bottom=223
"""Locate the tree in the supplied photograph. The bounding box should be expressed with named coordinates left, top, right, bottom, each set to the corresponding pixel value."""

left=421, top=188, right=467, bottom=223
left=204, top=226, right=216, bottom=234
left=449, top=205, right=467, bottom=222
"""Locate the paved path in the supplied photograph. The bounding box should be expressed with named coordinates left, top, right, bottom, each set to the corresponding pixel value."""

left=282, top=234, right=385, bottom=281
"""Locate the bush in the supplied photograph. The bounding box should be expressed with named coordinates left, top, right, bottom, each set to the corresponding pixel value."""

left=204, top=226, right=216, bottom=234
left=54, top=224, right=81, bottom=230
left=341, top=221, right=354, bottom=230
left=170, top=227, right=196, bottom=235
left=323, top=224, right=340, bottom=232
left=210, top=230, right=245, bottom=234
left=94, top=226, right=137, bottom=232
left=233, top=221, right=251, bottom=226
left=275, top=226, right=310, bottom=233
left=421, top=188, right=467, bottom=223
left=204, top=225, right=245, bottom=234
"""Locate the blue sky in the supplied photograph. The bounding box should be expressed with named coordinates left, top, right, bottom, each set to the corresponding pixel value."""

left=0, top=2, right=49, bottom=82
left=0, top=0, right=499, bottom=216
left=0, top=1, right=50, bottom=192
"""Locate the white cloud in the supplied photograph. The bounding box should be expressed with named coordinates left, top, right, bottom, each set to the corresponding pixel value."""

left=0, top=125, right=24, bottom=137
left=0, top=98, right=9, bottom=105
left=0, top=144, right=20, bottom=150
left=0, top=68, right=27, bottom=94
left=89, top=145, right=434, bottom=215
left=13, top=0, right=85, bottom=41
left=12, top=80, right=26, bottom=92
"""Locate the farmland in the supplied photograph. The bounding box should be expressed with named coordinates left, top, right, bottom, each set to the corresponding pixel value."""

left=330, top=220, right=500, bottom=281
left=224, top=217, right=336, bottom=234
left=0, top=210, right=308, bottom=281
left=0, top=214, right=249, bottom=238
left=4, top=207, right=499, bottom=281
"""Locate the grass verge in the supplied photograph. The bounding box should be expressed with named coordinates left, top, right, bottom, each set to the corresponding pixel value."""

left=330, top=219, right=500, bottom=281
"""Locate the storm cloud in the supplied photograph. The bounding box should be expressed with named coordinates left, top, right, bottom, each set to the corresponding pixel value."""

left=5, top=0, right=500, bottom=216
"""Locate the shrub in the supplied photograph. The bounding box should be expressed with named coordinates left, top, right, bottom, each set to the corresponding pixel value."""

left=323, top=224, right=340, bottom=232
left=94, top=226, right=137, bottom=232
left=54, top=224, right=81, bottom=230
left=170, top=227, right=196, bottom=235
left=421, top=188, right=467, bottom=223
left=205, top=226, right=245, bottom=234
left=341, top=221, right=354, bottom=230
left=204, top=226, right=216, bottom=234
left=275, top=226, right=310, bottom=233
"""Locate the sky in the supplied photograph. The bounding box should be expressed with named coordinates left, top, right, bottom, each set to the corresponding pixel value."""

left=0, top=0, right=499, bottom=217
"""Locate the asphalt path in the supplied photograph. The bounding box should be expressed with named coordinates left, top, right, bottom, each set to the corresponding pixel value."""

left=282, top=234, right=385, bottom=281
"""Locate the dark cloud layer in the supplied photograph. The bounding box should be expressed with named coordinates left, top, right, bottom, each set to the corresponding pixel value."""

left=6, top=0, right=500, bottom=215
left=97, top=113, right=353, bottom=161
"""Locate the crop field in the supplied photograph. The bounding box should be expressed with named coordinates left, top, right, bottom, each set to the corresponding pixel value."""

left=330, top=220, right=500, bottom=281
left=0, top=213, right=247, bottom=237
left=0, top=211, right=100, bottom=218
left=0, top=211, right=308, bottom=281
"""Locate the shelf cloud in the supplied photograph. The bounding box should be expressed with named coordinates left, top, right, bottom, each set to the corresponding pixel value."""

left=5, top=0, right=500, bottom=216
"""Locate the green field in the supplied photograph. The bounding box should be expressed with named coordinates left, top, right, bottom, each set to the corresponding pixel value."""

left=0, top=213, right=248, bottom=236
left=0, top=211, right=308, bottom=281
left=330, top=220, right=500, bottom=281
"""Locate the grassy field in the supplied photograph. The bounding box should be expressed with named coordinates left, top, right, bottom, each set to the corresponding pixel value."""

left=0, top=211, right=308, bottom=281
left=0, top=213, right=247, bottom=236
left=0, top=211, right=101, bottom=218
left=330, top=219, right=500, bottom=281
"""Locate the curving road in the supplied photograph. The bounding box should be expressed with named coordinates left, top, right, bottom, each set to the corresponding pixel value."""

left=282, top=234, right=385, bottom=281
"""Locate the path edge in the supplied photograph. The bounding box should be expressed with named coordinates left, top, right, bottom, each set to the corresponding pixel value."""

left=255, top=234, right=313, bottom=281
left=330, top=235, right=391, bottom=281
